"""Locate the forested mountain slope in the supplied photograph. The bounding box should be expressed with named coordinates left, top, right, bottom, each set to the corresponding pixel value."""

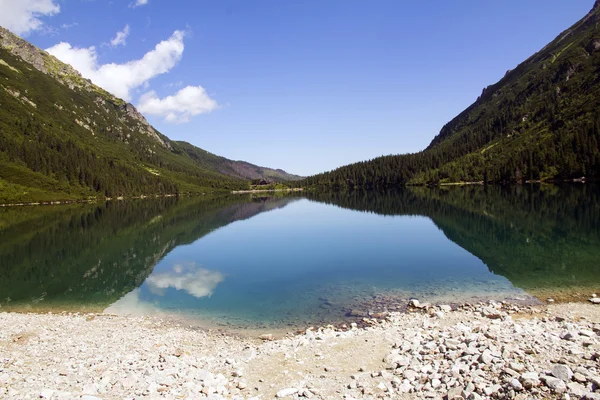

left=0, top=27, right=298, bottom=204
left=304, top=2, right=600, bottom=188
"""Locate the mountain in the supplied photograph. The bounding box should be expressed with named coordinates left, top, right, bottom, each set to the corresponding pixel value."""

left=175, top=141, right=302, bottom=183
left=0, top=27, right=299, bottom=204
left=303, top=2, right=600, bottom=188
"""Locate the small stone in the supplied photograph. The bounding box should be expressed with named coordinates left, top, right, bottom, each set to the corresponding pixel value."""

left=510, top=379, right=523, bottom=391
left=568, top=382, right=587, bottom=397
left=481, top=307, right=502, bottom=319
left=172, top=348, right=184, bottom=357
left=439, top=305, right=452, bottom=313
left=509, top=362, right=525, bottom=372
left=580, top=330, right=596, bottom=338
left=543, top=376, right=567, bottom=392
left=589, top=298, right=600, bottom=304
left=380, top=370, right=393, bottom=380
left=409, top=299, right=420, bottom=308
left=520, top=372, right=540, bottom=389
left=259, top=333, right=274, bottom=341
left=447, top=387, right=464, bottom=400
left=478, top=349, right=495, bottom=365
left=431, top=378, right=441, bottom=389
left=547, top=298, right=555, bottom=303
left=424, top=341, right=437, bottom=350
left=589, top=375, right=600, bottom=387
left=573, top=373, right=587, bottom=383
left=551, top=365, right=573, bottom=382
left=349, top=309, right=367, bottom=317
left=560, top=331, right=579, bottom=341
left=483, top=384, right=501, bottom=396
left=398, top=382, right=412, bottom=393
left=403, top=369, right=419, bottom=381
left=237, top=381, right=247, bottom=390
left=276, top=388, right=298, bottom=398
left=40, top=389, right=55, bottom=399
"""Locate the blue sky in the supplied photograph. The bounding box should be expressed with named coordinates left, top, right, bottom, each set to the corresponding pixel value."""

left=0, top=1, right=593, bottom=176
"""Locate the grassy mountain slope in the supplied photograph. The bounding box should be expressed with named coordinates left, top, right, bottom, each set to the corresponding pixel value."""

left=303, top=2, right=600, bottom=188
left=175, top=141, right=303, bottom=183
left=0, top=27, right=298, bottom=204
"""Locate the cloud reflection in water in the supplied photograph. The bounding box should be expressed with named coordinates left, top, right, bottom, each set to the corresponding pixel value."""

left=105, top=262, right=224, bottom=315
left=146, top=263, right=225, bottom=298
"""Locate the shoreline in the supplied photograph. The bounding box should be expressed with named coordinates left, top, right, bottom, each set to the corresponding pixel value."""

left=231, top=188, right=304, bottom=194
left=2, top=181, right=596, bottom=206
left=3, top=289, right=598, bottom=336
left=3, top=300, right=600, bottom=399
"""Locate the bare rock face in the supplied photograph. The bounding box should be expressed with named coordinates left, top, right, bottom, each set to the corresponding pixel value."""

left=0, top=26, right=85, bottom=88
left=119, top=103, right=172, bottom=149
left=0, top=27, right=48, bottom=73
left=123, top=103, right=147, bottom=123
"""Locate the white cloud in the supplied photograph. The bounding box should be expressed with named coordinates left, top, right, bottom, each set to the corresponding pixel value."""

left=110, top=24, right=130, bottom=47
left=60, top=22, right=78, bottom=30
left=145, top=263, right=224, bottom=298
left=46, top=30, right=185, bottom=101
left=0, top=0, right=60, bottom=36
left=138, top=85, right=219, bottom=123
left=131, top=0, right=148, bottom=8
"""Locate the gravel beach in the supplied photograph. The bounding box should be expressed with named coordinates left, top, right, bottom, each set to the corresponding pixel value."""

left=2, top=301, right=600, bottom=399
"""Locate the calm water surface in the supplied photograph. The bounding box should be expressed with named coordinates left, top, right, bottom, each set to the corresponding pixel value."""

left=1, top=185, right=599, bottom=328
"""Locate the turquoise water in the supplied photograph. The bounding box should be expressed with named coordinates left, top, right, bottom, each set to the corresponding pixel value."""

left=1, top=186, right=599, bottom=328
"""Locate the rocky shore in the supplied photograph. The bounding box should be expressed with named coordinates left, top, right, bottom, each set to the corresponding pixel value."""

left=2, top=300, right=600, bottom=399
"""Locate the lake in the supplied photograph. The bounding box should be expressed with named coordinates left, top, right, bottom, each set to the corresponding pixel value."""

left=1, top=185, right=599, bottom=329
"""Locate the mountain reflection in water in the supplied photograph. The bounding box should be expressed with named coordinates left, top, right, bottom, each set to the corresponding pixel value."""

left=1, top=185, right=598, bottom=327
